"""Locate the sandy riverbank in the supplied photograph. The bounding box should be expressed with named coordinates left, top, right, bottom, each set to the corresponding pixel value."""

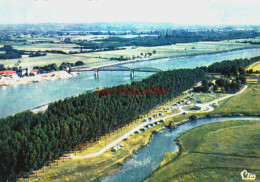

left=0, top=71, right=75, bottom=86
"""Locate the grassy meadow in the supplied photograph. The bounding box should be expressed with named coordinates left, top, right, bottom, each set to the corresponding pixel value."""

left=212, top=84, right=260, bottom=116
left=247, top=61, right=260, bottom=72
left=145, top=120, right=260, bottom=182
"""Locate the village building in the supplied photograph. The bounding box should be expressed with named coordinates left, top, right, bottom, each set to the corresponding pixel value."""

left=194, top=103, right=208, bottom=110
left=30, top=69, right=39, bottom=76
left=0, top=70, right=18, bottom=78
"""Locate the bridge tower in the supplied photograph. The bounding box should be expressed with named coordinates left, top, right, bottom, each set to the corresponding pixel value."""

left=130, top=70, right=135, bottom=78
left=94, top=70, right=99, bottom=78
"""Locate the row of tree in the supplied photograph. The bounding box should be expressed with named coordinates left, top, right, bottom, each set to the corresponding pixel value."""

left=194, top=76, right=246, bottom=93
left=0, top=68, right=205, bottom=181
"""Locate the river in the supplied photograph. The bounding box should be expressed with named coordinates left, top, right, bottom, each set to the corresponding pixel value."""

left=0, top=48, right=260, bottom=118
left=101, top=116, right=260, bottom=182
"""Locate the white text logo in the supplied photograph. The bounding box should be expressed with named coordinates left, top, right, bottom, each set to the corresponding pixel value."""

left=240, top=170, right=256, bottom=180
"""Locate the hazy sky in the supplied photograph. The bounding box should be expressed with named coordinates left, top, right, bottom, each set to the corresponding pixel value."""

left=0, top=0, right=259, bottom=25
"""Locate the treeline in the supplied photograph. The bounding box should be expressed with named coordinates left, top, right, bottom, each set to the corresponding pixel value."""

left=193, top=76, right=246, bottom=93
left=201, top=56, right=260, bottom=75
left=0, top=68, right=205, bottom=181
left=194, top=56, right=260, bottom=93
left=29, top=51, right=47, bottom=57
left=77, top=30, right=260, bottom=49
left=33, top=61, right=84, bottom=73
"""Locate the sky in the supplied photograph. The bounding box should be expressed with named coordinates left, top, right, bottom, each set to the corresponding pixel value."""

left=0, top=0, right=259, bottom=25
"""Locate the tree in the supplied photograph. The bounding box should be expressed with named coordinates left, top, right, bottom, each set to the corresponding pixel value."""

left=75, top=61, right=84, bottom=66
left=238, top=67, right=246, bottom=75
left=0, top=64, right=4, bottom=71
left=201, top=80, right=209, bottom=92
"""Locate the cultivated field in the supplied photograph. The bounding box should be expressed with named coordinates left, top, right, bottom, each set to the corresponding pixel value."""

left=79, top=40, right=260, bottom=60
left=145, top=120, right=260, bottom=182
left=1, top=38, right=260, bottom=69
left=247, top=61, right=260, bottom=72
left=0, top=53, right=117, bottom=68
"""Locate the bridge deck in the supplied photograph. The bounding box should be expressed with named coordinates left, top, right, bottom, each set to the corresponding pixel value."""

left=71, top=65, right=162, bottom=72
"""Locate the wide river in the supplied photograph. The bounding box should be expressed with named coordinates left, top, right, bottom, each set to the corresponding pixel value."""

left=0, top=48, right=260, bottom=118
left=101, top=116, right=260, bottom=182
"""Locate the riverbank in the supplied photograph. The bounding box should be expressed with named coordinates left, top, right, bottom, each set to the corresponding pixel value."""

left=0, top=71, right=76, bottom=86
left=18, top=83, right=259, bottom=182
left=2, top=46, right=260, bottom=87
left=144, top=119, right=260, bottom=182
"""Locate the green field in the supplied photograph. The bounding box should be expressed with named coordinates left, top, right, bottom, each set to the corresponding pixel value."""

left=0, top=53, right=117, bottom=68
left=247, top=61, right=260, bottom=72
left=212, top=84, right=260, bottom=116
left=145, top=120, right=260, bottom=182
left=81, top=40, right=260, bottom=60
left=1, top=38, right=260, bottom=69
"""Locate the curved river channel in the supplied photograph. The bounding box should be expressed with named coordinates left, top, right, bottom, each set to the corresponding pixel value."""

left=0, top=48, right=260, bottom=118
left=101, top=116, right=260, bottom=182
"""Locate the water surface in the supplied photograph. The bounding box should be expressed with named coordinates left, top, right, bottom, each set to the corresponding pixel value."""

left=1, top=48, right=260, bottom=118
left=102, top=117, right=260, bottom=182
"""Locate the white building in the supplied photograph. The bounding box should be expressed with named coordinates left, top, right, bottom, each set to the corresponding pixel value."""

left=194, top=103, right=208, bottom=110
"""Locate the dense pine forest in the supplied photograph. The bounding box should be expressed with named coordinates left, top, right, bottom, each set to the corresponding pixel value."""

left=0, top=56, right=260, bottom=181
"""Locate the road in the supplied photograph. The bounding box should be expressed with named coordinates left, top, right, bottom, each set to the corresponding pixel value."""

left=70, top=85, right=248, bottom=158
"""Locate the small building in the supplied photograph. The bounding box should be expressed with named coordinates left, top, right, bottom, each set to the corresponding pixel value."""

left=194, top=103, right=207, bottom=110
left=112, top=144, right=122, bottom=151
left=65, top=66, right=70, bottom=72
left=186, top=101, right=192, bottom=105
left=0, top=70, right=17, bottom=78
left=246, top=79, right=258, bottom=84
left=197, top=99, right=203, bottom=103
left=158, top=113, right=163, bottom=116
left=30, top=69, right=39, bottom=76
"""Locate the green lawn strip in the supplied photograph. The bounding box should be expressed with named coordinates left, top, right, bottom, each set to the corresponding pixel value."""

left=144, top=120, right=260, bottom=182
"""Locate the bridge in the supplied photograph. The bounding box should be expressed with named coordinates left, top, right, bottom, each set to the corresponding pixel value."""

left=71, top=65, right=162, bottom=78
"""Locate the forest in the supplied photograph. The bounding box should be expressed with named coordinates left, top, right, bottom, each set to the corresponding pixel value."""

left=0, top=56, right=260, bottom=181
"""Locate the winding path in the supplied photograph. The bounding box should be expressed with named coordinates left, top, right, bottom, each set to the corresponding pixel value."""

left=70, top=85, right=248, bottom=158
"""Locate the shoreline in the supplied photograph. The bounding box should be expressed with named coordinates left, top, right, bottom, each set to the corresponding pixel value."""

left=142, top=114, right=260, bottom=182
left=99, top=114, right=260, bottom=182
left=0, top=70, right=77, bottom=87
left=2, top=46, right=259, bottom=87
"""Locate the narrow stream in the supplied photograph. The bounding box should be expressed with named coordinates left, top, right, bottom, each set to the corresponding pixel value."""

left=101, top=116, right=260, bottom=182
